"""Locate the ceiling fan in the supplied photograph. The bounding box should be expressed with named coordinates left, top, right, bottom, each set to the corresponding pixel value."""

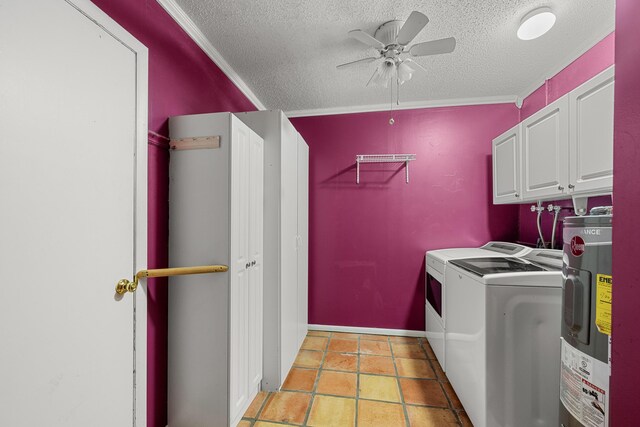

left=337, top=11, right=456, bottom=89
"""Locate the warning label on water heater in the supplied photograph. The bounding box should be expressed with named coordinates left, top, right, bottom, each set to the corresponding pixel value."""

left=560, top=338, right=610, bottom=427
left=596, top=274, right=613, bottom=336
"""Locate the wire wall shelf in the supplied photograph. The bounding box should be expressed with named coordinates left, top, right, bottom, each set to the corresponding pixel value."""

left=355, top=154, right=417, bottom=184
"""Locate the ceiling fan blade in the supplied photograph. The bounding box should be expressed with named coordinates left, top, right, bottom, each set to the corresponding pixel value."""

left=410, top=37, right=456, bottom=57
left=366, top=68, right=379, bottom=87
left=348, top=29, right=385, bottom=49
left=396, top=11, right=429, bottom=45
left=404, top=58, right=428, bottom=73
left=336, top=57, right=380, bottom=69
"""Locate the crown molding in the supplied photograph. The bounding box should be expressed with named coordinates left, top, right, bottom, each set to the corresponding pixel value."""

left=285, top=95, right=517, bottom=118
left=156, top=0, right=266, bottom=110
left=516, top=26, right=615, bottom=102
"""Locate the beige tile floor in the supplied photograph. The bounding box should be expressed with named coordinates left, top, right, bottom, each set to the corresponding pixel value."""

left=240, top=331, right=473, bottom=427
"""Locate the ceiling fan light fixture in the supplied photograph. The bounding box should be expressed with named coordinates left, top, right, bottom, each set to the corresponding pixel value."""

left=517, top=7, right=556, bottom=40
left=397, top=61, right=414, bottom=84
left=339, top=10, right=456, bottom=101
left=372, top=60, right=396, bottom=87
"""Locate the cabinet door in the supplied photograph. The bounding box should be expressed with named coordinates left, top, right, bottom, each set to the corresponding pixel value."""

left=296, top=134, right=309, bottom=348
left=492, top=125, right=521, bottom=204
left=248, top=129, right=264, bottom=393
left=229, top=118, right=250, bottom=423
left=280, top=118, right=300, bottom=384
left=569, top=67, right=614, bottom=194
left=521, top=96, right=569, bottom=201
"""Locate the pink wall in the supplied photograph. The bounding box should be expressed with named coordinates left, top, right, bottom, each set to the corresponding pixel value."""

left=91, top=1, right=256, bottom=426
left=83, top=1, right=639, bottom=422
left=292, top=105, right=520, bottom=330
left=611, top=0, right=640, bottom=422
left=520, top=33, right=615, bottom=121
left=517, top=33, right=614, bottom=246
left=518, top=197, right=611, bottom=247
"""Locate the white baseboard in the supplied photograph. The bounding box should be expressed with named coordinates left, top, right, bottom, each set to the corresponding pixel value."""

left=308, top=324, right=425, bottom=338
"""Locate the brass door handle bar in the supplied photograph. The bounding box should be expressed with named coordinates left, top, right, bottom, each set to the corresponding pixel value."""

left=116, top=265, right=229, bottom=295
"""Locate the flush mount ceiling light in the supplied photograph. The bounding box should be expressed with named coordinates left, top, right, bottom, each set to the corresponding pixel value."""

left=517, top=7, right=556, bottom=40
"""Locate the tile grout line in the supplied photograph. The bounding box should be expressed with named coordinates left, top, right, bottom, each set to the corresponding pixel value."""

left=301, top=331, right=332, bottom=426
left=354, top=335, right=360, bottom=427
left=389, top=336, right=412, bottom=427
left=242, top=389, right=272, bottom=425
left=422, top=341, right=464, bottom=426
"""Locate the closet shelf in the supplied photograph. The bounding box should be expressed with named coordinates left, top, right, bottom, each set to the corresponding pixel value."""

left=355, top=154, right=416, bottom=184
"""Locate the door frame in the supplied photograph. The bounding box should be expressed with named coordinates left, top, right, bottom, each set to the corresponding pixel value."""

left=66, top=0, right=149, bottom=424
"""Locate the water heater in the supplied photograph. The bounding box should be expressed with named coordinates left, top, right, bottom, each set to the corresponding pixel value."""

left=560, top=211, right=612, bottom=427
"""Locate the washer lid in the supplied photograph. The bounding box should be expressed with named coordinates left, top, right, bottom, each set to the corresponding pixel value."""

left=449, top=257, right=547, bottom=277
left=480, top=241, right=531, bottom=255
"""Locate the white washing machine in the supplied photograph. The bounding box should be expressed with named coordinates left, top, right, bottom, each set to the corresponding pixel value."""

left=445, top=249, right=563, bottom=427
left=425, top=242, right=531, bottom=370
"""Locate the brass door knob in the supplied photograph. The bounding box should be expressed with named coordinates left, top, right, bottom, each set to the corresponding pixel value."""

left=116, top=278, right=138, bottom=295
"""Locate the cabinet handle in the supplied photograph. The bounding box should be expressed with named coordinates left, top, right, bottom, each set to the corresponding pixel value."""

left=568, top=184, right=575, bottom=189
left=252, top=260, right=256, bottom=266
left=515, top=193, right=519, bottom=198
left=246, top=262, right=250, bottom=269
left=558, top=185, right=564, bottom=191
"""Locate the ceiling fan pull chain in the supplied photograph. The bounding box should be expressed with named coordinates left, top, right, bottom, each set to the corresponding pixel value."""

left=396, top=72, right=400, bottom=106
left=389, top=75, right=395, bottom=125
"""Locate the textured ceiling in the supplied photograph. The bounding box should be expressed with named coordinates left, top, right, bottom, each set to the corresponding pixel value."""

left=171, top=0, right=614, bottom=114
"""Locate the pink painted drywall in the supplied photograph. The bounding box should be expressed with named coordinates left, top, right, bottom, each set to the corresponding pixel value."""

left=518, top=196, right=612, bottom=247
left=291, top=105, right=520, bottom=330
left=91, top=1, right=257, bottom=426
left=517, top=33, right=614, bottom=246
left=520, top=33, right=615, bottom=121
left=611, top=0, right=640, bottom=422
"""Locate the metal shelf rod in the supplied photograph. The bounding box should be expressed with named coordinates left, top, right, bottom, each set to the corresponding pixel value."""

left=116, top=264, right=229, bottom=295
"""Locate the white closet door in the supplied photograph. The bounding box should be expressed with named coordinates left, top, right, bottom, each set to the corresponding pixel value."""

left=280, top=120, right=300, bottom=383
left=229, top=118, right=250, bottom=423
left=248, top=130, right=264, bottom=392
left=569, top=67, right=615, bottom=194
left=296, top=135, right=309, bottom=347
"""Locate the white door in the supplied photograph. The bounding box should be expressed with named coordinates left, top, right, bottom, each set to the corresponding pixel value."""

left=296, top=135, right=309, bottom=347
left=230, top=118, right=250, bottom=423
left=492, top=125, right=521, bottom=204
left=248, top=130, right=264, bottom=392
left=569, top=67, right=615, bottom=194
left=521, top=96, right=570, bottom=201
left=0, top=1, right=147, bottom=426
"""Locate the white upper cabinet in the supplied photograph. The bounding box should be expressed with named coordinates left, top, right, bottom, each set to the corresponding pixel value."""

left=492, top=125, right=521, bottom=204
left=569, top=67, right=615, bottom=195
left=520, top=96, right=570, bottom=201
left=491, top=68, right=614, bottom=205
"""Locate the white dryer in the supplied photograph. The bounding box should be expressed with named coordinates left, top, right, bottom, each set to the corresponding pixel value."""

left=445, top=249, right=563, bottom=427
left=425, top=242, right=531, bottom=370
